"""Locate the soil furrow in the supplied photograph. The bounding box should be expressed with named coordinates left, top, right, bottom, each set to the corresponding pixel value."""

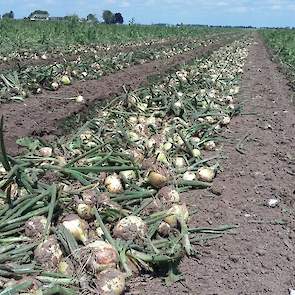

left=127, top=35, right=295, bottom=295
left=1, top=39, right=231, bottom=156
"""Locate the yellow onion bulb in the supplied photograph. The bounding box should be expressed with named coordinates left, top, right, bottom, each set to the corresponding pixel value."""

left=197, top=167, right=216, bottom=182
left=164, top=204, right=189, bottom=227
left=105, top=174, right=124, bottom=193
left=62, top=214, right=88, bottom=244
left=34, top=236, right=63, bottom=269
left=148, top=171, right=168, bottom=188
left=86, top=241, right=118, bottom=272
left=113, top=216, right=147, bottom=241
left=97, top=268, right=126, bottom=295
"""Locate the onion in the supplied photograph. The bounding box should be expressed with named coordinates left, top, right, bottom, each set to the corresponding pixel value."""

left=157, top=186, right=180, bottom=203
left=119, top=170, right=136, bottom=183
left=127, top=149, right=144, bottom=163
left=221, top=116, right=231, bottom=125
left=127, top=116, right=138, bottom=125
left=51, top=81, right=59, bottom=90
left=174, top=157, right=186, bottom=169
left=145, top=137, right=156, bottom=150
left=192, top=148, right=201, bottom=158
left=148, top=170, right=168, bottom=188
left=82, top=189, right=98, bottom=206
left=24, top=216, right=47, bottom=238
left=76, top=95, right=84, bottom=103
left=174, top=100, right=182, bottom=109
left=34, top=236, right=63, bottom=269
left=105, top=174, right=124, bottom=193
left=113, top=216, right=147, bottom=241
left=76, top=203, right=94, bottom=220
left=56, top=156, right=66, bottom=167
left=61, top=75, right=71, bottom=85
left=96, top=268, right=126, bottom=295
left=205, top=116, right=216, bottom=124
left=146, top=116, right=156, bottom=127
left=156, top=151, right=168, bottom=165
left=164, top=204, right=189, bottom=227
left=39, top=147, right=52, bottom=157
left=58, top=259, right=74, bottom=276
left=137, top=102, right=148, bottom=112
left=163, top=142, right=172, bottom=151
left=182, top=171, right=196, bottom=181
left=204, top=141, right=216, bottom=151
left=158, top=221, right=171, bottom=237
left=127, top=131, right=140, bottom=142
left=191, top=137, right=200, bottom=145
left=62, top=214, right=88, bottom=243
left=197, top=167, right=216, bottom=182
left=86, top=241, right=118, bottom=272
left=173, top=134, right=184, bottom=145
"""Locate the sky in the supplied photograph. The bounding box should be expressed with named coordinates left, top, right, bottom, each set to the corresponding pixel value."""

left=0, top=0, right=294, bottom=27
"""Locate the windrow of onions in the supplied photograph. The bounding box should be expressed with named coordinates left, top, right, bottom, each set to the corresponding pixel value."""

left=0, top=38, right=250, bottom=294
left=0, top=32, right=245, bottom=102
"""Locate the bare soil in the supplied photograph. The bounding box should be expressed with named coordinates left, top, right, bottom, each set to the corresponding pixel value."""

left=0, top=40, right=229, bottom=156
left=126, top=36, right=295, bottom=294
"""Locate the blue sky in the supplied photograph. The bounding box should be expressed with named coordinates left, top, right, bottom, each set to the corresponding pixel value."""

left=1, top=0, right=294, bottom=27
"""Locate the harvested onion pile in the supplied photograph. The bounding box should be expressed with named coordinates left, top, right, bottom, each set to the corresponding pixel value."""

left=0, top=39, right=249, bottom=294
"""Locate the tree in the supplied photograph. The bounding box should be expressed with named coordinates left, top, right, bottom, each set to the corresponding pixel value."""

left=114, top=13, right=123, bottom=24
left=87, top=13, right=97, bottom=22
left=29, top=10, right=49, bottom=18
left=102, top=10, right=114, bottom=24
left=2, top=11, right=14, bottom=19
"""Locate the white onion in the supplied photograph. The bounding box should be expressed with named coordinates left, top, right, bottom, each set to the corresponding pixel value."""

left=119, top=170, right=136, bottom=183
left=197, top=167, right=216, bottom=182
left=113, top=216, right=147, bottom=241
left=39, top=147, right=52, bottom=157
left=164, top=204, right=189, bottom=227
left=174, top=157, right=186, bottom=169
left=192, top=149, right=201, bottom=158
left=204, top=140, right=216, bottom=151
left=61, top=75, right=71, bottom=85
left=105, top=174, right=124, bottom=193
left=127, top=116, right=138, bottom=125
left=62, top=214, right=88, bottom=243
left=156, top=151, right=168, bottom=164
left=146, top=116, right=156, bottom=127
left=86, top=241, right=118, bottom=272
left=221, top=116, right=231, bottom=125
left=163, top=142, right=172, bottom=151
left=76, top=95, right=84, bottom=103
left=51, top=82, right=59, bottom=90
left=97, top=268, right=126, bottom=295
left=127, top=131, right=140, bottom=142
left=182, top=171, right=196, bottom=181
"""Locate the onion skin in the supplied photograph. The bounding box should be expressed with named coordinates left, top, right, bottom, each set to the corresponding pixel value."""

left=182, top=171, right=196, bottom=181
left=113, top=216, right=147, bottom=241
left=157, top=186, right=180, bottom=204
left=96, top=268, right=126, bottom=295
left=86, top=241, right=118, bottom=272
left=39, top=147, right=52, bottom=157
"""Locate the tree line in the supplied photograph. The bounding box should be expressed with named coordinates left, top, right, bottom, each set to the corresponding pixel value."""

left=1, top=9, right=124, bottom=24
